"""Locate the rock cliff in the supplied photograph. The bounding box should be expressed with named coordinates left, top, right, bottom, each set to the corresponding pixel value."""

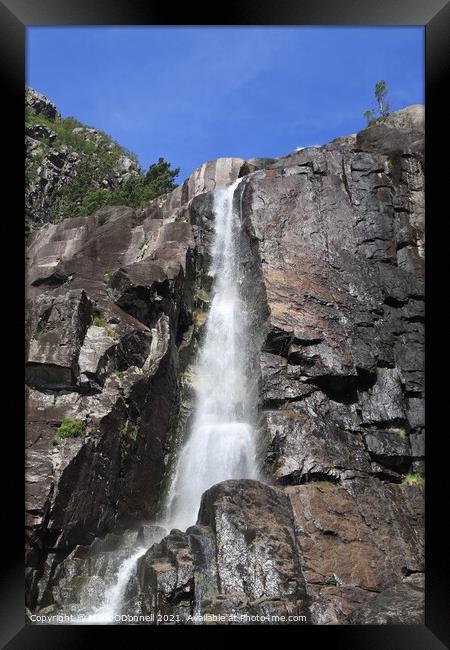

left=25, top=87, right=140, bottom=232
left=25, top=95, right=424, bottom=624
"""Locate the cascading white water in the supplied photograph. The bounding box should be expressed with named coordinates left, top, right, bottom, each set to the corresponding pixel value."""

left=72, top=178, right=258, bottom=624
left=78, top=546, right=147, bottom=624
left=164, top=178, right=258, bottom=531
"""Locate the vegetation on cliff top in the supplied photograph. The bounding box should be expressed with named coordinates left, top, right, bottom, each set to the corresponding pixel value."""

left=26, top=97, right=180, bottom=226
left=77, top=157, right=180, bottom=217
left=363, top=79, right=391, bottom=126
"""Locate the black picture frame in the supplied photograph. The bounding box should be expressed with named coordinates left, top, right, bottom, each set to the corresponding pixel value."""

left=2, top=0, right=447, bottom=646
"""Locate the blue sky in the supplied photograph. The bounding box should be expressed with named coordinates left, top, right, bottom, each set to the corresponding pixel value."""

left=27, top=26, right=424, bottom=182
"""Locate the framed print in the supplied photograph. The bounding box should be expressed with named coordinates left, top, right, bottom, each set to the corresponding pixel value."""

left=0, top=0, right=447, bottom=646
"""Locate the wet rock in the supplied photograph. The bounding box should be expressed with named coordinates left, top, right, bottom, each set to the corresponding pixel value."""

left=136, top=528, right=195, bottom=621
left=407, top=397, right=425, bottom=432
left=25, top=204, right=196, bottom=606
left=358, top=367, right=405, bottom=425
left=26, top=133, right=245, bottom=603
left=264, top=397, right=371, bottom=484
left=409, top=433, right=425, bottom=458
left=260, top=352, right=316, bottom=405
left=197, top=480, right=308, bottom=609
left=243, top=104, right=424, bottom=497
left=133, top=476, right=423, bottom=625
left=135, top=480, right=310, bottom=623
left=49, top=528, right=146, bottom=615
left=364, top=431, right=411, bottom=467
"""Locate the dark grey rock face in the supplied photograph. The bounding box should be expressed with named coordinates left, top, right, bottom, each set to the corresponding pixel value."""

left=241, top=105, right=424, bottom=489
left=356, top=105, right=424, bottom=159
left=26, top=289, right=93, bottom=390
left=130, top=476, right=423, bottom=625
left=26, top=105, right=424, bottom=625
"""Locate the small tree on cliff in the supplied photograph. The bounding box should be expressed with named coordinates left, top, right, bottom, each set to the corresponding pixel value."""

left=145, top=157, right=180, bottom=196
left=374, top=80, right=390, bottom=117
left=363, top=80, right=391, bottom=126
left=77, top=156, right=180, bottom=215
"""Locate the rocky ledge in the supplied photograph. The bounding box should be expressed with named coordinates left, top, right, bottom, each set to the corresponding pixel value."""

left=26, top=104, right=424, bottom=623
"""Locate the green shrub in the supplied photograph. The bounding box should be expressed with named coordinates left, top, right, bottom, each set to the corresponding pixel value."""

left=52, top=419, right=85, bottom=445
left=78, top=188, right=112, bottom=215
left=139, top=237, right=149, bottom=250
left=391, top=426, right=407, bottom=438
left=92, top=315, right=114, bottom=337
left=120, top=424, right=138, bottom=441
left=402, top=472, right=425, bottom=487
left=26, top=109, right=97, bottom=155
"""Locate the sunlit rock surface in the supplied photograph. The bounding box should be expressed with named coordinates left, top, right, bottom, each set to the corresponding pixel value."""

left=132, top=480, right=310, bottom=624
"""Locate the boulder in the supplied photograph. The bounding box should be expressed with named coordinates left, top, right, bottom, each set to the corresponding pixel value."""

left=356, top=105, right=424, bottom=158
left=134, top=480, right=311, bottom=624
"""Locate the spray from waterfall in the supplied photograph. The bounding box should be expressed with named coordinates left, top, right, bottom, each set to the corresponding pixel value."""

left=78, top=546, right=147, bottom=624
left=164, top=177, right=258, bottom=531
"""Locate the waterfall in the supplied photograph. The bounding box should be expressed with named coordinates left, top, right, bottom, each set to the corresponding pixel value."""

left=70, top=178, right=258, bottom=624
left=79, top=546, right=147, bottom=625
left=164, top=177, right=258, bottom=531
